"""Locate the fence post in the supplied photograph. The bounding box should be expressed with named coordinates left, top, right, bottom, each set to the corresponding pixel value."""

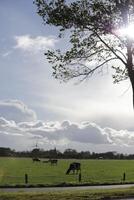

left=25, top=173, right=28, bottom=184
left=79, top=172, right=82, bottom=182
left=123, top=172, right=126, bottom=181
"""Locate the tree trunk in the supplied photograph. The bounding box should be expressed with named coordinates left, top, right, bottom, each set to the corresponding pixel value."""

left=128, top=71, right=134, bottom=108
left=127, top=40, right=134, bottom=107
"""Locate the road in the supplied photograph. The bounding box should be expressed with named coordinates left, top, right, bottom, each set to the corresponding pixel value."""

left=0, top=184, right=134, bottom=193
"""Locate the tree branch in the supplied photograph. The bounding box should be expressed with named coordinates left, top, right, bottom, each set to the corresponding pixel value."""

left=67, top=57, right=118, bottom=79
left=94, top=31, right=127, bottom=66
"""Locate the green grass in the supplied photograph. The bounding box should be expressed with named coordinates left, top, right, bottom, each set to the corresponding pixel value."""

left=1, top=187, right=134, bottom=200
left=1, top=157, right=134, bottom=185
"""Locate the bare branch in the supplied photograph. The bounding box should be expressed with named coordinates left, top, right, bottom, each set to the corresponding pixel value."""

left=115, top=49, right=127, bottom=61
left=94, top=31, right=127, bottom=66
left=68, top=57, right=118, bottom=78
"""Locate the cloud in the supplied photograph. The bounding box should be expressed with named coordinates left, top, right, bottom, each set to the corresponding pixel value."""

left=59, top=121, right=109, bottom=144
left=19, top=120, right=134, bottom=149
left=0, top=100, right=37, bottom=123
left=15, top=120, right=134, bottom=151
left=0, top=118, right=30, bottom=149
left=14, top=35, right=57, bottom=53
left=1, top=51, right=12, bottom=57
left=104, top=127, right=134, bottom=146
left=0, top=100, right=134, bottom=152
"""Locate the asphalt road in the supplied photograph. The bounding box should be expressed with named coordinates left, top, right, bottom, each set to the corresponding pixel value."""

left=0, top=184, right=134, bottom=193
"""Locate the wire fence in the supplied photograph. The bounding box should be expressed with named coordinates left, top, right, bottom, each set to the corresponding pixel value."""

left=0, top=172, right=130, bottom=186
left=0, top=174, right=80, bottom=185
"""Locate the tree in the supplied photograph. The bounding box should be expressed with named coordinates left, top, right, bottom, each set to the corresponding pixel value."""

left=34, top=0, right=134, bottom=106
left=0, top=147, right=14, bottom=156
left=63, top=148, right=78, bottom=158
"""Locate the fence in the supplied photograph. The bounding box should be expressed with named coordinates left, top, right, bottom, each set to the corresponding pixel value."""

left=0, top=173, right=81, bottom=185
left=0, top=172, right=129, bottom=186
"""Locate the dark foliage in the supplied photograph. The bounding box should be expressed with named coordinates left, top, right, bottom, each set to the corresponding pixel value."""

left=1, top=147, right=134, bottom=159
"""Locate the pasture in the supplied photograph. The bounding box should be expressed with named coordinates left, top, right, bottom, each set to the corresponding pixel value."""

left=0, top=158, right=134, bottom=185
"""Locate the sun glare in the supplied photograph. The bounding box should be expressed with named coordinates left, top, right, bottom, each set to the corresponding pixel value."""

left=117, top=24, right=134, bottom=39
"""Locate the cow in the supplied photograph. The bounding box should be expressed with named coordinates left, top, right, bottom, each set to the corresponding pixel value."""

left=49, top=159, right=58, bottom=165
left=66, top=162, right=81, bottom=174
left=32, top=157, right=41, bottom=162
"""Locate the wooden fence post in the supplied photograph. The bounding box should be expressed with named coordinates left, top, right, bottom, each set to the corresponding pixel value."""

left=25, top=173, right=28, bottom=184
left=123, top=172, right=126, bottom=181
left=79, top=172, right=82, bottom=182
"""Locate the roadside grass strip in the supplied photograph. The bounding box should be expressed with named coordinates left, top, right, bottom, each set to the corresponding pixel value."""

left=1, top=187, right=134, bottom=200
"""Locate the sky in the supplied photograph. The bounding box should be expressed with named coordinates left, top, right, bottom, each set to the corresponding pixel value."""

left=0, top=0, right=134, bottom=153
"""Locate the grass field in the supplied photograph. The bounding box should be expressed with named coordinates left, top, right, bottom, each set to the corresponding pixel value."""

left=1, top=157, right=134, bottom=185
left=1, top=188, right=134, bottom=200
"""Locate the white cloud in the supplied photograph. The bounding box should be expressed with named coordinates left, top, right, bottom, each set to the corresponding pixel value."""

left=14, top=35, right=57, bottom=53
left=0, top=100, right=134, bottom=152
left=0, top=118, right=30, bottom=149
left=1, top=51, right=12, bottom=57
left=0, top=100, right=37, bottom=123
left=0, top=118, right=132, bottom=151
left=19, top=120, right=134, bottom=150
left=104, top=127, right=134, bottom=146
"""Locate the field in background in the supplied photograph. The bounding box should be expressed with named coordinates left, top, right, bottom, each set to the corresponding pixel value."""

left=0, top=158, right=134, bottom=185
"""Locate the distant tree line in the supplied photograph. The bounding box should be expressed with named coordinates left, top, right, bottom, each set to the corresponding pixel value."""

left=0, top=147, right=134, bottom=159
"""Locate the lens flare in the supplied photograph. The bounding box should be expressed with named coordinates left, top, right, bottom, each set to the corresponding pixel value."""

left=117, top=24, right=134, bottom=39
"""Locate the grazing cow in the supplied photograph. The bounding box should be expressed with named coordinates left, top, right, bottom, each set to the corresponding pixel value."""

left=66, top=162, right=81, bottom=174
left=32, top=157, right=41, bottom=162
left=49, top=159, right=58, bottom=165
